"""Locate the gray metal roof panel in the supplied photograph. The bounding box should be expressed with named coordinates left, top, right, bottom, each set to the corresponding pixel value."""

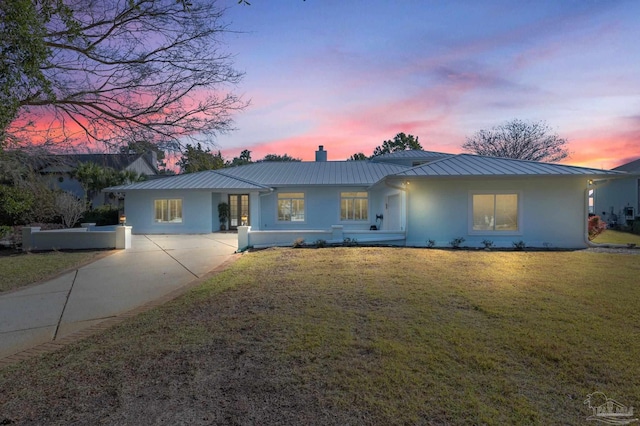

left=613, top=157, right=640, bottom=173
left=107, top=161, right=410, bottom=191
left=105, top=170, right=269, bottom=191
left=221, top=161, right=409, bottom=186
left=395, top=154, right=626, bottom=177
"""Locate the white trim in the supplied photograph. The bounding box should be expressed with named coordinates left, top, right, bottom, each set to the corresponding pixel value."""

left=467, top=190, right=523, bottom=236
left=276, top=191, right=306, bottom=224
left=153, top=198, right=184, bottom=225
left=338, top=191, right=370, bottom=223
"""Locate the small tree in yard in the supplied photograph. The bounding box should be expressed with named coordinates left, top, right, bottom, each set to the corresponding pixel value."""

left=588, top=215, right=607, bottom=240
left=55, top=192, right=86, bottom=228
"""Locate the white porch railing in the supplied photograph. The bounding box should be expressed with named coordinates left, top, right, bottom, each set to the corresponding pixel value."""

left=238, top=225, right=405, bottom=250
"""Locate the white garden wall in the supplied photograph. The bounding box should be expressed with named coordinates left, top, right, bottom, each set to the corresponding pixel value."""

left=22, top=226, right=131, bottom=251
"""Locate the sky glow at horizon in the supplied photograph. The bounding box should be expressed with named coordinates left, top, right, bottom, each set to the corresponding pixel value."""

left=209, top=0, right=639, bottom=169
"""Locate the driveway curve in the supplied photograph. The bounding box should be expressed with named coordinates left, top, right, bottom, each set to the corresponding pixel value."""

left=0, top=233, right=238, bottom=361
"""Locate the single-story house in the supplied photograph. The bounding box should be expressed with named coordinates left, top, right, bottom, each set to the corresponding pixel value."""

left=107, top=146, right=623, bottom=249
left=38, top=152, right=160, bottom=207
left=592, top=157, right=640, bottom=226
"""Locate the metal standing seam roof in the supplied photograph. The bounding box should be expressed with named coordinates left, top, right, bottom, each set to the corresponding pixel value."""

left=105, top=170, right=271, bottom=191
left=393, top=154, right=627, bottom=177
left=105, top=154, right=625, bottom=192
left=105, top=161, right=411, bottom=191
left=216, top=161, right=410, bottom=186
left=613, top=157, right=640, bottom=173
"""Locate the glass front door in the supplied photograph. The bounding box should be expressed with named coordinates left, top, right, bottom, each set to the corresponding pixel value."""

left=228, top=194, right=249, bottom=230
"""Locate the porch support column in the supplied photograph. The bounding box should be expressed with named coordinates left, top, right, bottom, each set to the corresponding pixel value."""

left=115, top=226, right=132, bottom=249
left=238, top=226, right=251, bottom=250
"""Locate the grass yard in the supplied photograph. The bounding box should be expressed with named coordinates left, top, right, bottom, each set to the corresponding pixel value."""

left=1, top=247, right=640, bottom=424
left=0, top=250, right=107, bottom=293
left=592, top=229, right=640, bottom=246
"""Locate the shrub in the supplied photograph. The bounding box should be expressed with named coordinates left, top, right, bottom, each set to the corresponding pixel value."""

left=81, top=205, right=119, bottom=226
left=449, top=237, right=465, bottom=249
left=426, top=239, right=435, bottom=248
left=343, top=237, right=358, bottom=247
left=481, top=239, right=494, bottom=249
left=632, top=218, right=640, bottom=235
left=314, top=239, right=327, bottom=248
left=292, top=238, right=305, bottom=248
left=512, top=240, right=526, bottom=250
left=588, top=215, right=607, bottom=240
left=0, top=225, right=11, bottom=240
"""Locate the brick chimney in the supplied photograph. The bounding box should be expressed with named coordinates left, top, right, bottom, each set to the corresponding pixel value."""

left=315, top=145, right=327, bottom=162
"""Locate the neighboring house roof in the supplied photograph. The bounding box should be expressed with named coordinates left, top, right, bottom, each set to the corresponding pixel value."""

left=108, top=170, right=271, bottom=191
left=393, top=154, right=626, bottom=177
left=37, top=153, right=158, bottom=174
left=613, top=157, right=640, bottom=173
left=370, top=150, right=452, bottom=166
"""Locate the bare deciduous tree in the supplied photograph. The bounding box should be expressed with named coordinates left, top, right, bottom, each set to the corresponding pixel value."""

left=462, top=119, right=569, bottom=163
left=55, top=192, right=86, bottom=228
left=2, top=0, right=245, bottom=151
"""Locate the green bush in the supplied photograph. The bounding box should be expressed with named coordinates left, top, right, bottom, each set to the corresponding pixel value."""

left=81, top=205, right=119, bottom=226
left=314, top=239, right=327, bottom=248
left=632, top=219, right=640, bottom=235
left=512, top=240, right=526, bottom=250
left=449, top=237, right=465, bottom=249
left=0, top=225, right=11, bottom=239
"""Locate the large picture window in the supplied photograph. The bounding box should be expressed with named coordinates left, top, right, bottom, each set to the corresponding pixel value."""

left=341, top=192, right=368, bottom=221
left=154, top=199, right=182, bottom=223
left=472, top=193, right=518, bottom=232
left=278, top=192, right=305, bottom=221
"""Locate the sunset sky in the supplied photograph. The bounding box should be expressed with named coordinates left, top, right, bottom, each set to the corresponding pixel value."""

left=212, top=0, right=639, bottom=169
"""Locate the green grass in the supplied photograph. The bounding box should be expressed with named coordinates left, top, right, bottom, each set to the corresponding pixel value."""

left=1, top=248, right=640, bottom=424
left=0, top=250, right=106, bottom=293
left=592, top=229, right=640, bottom=245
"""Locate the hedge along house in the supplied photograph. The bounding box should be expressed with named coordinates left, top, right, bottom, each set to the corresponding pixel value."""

left=106, top=147, right=623, bottom=249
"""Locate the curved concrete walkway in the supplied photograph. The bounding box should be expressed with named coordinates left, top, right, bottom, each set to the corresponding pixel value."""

left=0, top=233, right=238, bottom=363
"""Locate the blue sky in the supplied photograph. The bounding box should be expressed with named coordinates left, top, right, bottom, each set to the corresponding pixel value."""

left=214, top=0, right=639, bottom=168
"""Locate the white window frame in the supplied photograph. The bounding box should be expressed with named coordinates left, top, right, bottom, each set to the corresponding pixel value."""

left=154, top=198, right=183, bottom=224
left=277, top=192, right=306, bottom=223
left=340, top=191, right=369, bottom=221
left=468, top=191, right=522, bottom=235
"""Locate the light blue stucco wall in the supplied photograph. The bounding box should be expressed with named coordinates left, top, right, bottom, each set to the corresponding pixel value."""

left=405, top=176, right=589, bottom=248
left=124, top=189, right=214, bottom=234
left=593, top=177, right=639, bottom=225
left=256, top=187, right=378, bottom=231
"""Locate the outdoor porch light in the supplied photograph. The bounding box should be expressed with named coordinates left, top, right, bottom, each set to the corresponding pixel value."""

left=119, top=214, right=126, bottom=225
left=241, top=214, right=248, bottom=226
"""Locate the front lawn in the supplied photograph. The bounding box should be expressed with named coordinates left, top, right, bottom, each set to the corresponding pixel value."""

left=0, top=250, right=107, bottom=293
left=592, top=229, right=640, bottom=245
left=1, top=248, right=639, bottom=424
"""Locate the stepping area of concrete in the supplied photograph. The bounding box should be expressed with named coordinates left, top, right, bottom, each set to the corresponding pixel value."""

left=0, top=233, right=238, bottom=360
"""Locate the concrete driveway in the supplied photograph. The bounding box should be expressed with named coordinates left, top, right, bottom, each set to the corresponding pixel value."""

left=0, top=233, right=238, bottom=361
